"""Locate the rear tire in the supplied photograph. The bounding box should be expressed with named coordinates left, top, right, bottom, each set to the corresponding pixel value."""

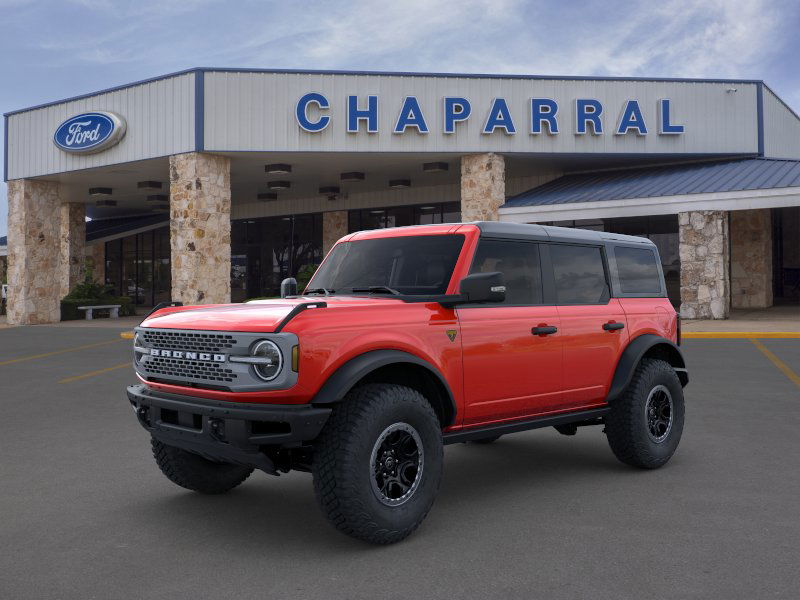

left=312, top=383, right=443, bottom=544
left=605, top=358, right=685, bottom=469
left=151, top=438, right=253, bottom=494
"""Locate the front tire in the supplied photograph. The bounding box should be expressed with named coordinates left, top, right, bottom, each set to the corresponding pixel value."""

left=312, top=383, right=443, bottom=544
left=605, top=358, right=685, bottom=469
left=151, top=438, right=253, bottom=494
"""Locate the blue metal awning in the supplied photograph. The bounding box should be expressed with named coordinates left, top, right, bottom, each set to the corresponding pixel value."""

left=504, top=158, right=800, bottom=208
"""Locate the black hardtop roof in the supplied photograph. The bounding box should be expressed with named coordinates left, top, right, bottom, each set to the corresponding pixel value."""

left=472, top=221, right=655, bottom=246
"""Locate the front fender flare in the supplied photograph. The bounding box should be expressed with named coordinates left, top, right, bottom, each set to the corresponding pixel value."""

left=606, top=334, right=688, bottom=403
left=312, top=349, right=457, bottom=426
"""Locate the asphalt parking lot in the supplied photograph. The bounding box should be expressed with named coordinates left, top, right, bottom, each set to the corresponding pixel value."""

left=1, top=325, right=799, bottom=599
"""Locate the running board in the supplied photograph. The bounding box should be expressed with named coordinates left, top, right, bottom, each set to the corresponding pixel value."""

left=442, top=406, right=610, bottom=445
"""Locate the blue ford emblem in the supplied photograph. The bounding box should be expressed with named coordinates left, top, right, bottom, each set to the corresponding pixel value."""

left=53, top=111, right=127, bottom=154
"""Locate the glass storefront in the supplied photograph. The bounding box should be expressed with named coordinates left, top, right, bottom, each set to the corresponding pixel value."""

left=231, top=213, right=323, bottom=302
left=105, top=227, right=171, bottom=306
left=348, top=202, right=461, bottom=232
left=543, top=215, right=680, bottom=306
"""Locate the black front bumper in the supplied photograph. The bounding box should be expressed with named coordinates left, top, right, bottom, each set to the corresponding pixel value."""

left=127, top=384, right=331, bottom=474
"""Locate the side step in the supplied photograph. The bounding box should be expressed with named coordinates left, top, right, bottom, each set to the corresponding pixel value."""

left=442, top=406, right=610, bottom=445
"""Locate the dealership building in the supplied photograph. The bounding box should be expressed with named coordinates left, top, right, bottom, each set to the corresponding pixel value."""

left=2, top=67, right=800, bottom=325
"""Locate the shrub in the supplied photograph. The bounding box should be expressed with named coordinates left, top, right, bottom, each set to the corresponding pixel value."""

left=60, top=269, right=135, bottom=320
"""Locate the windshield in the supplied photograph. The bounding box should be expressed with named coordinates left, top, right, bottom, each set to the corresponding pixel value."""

left=308, top=234, right=465, bottom=296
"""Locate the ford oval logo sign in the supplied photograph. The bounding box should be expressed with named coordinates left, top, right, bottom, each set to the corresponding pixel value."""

left=53, top=111, right=127, bottom=154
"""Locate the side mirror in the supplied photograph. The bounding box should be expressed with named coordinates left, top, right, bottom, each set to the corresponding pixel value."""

left=280, top=277, right=298, bottom=298
left=458, top=271, right=506, bottom=304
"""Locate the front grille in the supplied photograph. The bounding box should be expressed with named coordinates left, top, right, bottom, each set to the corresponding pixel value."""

left=146, top=355, right=238, bottom=383
left=141, top=330, right=237, bottom=353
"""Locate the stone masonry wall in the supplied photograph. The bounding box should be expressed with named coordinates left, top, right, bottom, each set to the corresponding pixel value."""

left=59, top=202, right=86, bottom=299
left=460, top=153, right=505, bottom=222
left=169, top=152, right=231, bottom=305
left=679, top=210, right=730, bottom=319
left=6, top=179, right=62, bottom=325
left=730, top=209, right=772, bottom=309
left=323, top=210, right=348, bottom=255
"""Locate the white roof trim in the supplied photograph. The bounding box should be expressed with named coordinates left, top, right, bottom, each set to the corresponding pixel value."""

left=499, top=186, right=800, bottom=222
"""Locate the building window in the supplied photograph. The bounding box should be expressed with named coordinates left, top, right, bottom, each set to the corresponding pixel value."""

left=348, top=202, right=461, bottom=232
left=104, top=226, right=171, bottom=306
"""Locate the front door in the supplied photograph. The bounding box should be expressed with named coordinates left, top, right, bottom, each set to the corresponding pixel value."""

left=459, top=239, right=564, bottom=426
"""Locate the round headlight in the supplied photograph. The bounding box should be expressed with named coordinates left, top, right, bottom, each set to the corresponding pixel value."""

left=252, top=340, right=282, bottom=381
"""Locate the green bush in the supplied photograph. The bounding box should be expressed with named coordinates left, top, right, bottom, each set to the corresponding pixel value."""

left=60, top=269, right=135, bottom=320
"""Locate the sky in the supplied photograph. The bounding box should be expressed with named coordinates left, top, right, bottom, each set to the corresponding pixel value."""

left=1, top=0, right=799, bottom=237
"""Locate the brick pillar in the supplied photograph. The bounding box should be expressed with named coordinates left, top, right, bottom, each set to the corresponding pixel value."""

left=59, top=202, right=86, bottom=299
left=460, top=153, right=505, bottom=222
left=86, top=242, right=105, bottom=284
left=323, top=210, right=348, bottom=255
left=730, top=209, right=772, bottom=309
left=679, top=210, right=730, bottom=319
left=6, top=179, right=62, bottom=325
left=169, top=152, right=231, bottom=305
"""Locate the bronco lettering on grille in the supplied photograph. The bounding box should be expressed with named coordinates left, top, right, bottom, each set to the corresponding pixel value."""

left=149, top=349, right=226, bottom=362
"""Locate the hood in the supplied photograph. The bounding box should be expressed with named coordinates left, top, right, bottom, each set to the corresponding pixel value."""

left=140, top=295, right=404, bottom=332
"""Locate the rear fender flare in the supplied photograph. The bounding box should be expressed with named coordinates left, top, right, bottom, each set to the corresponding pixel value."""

left=606, top=334, right=688, bottom=403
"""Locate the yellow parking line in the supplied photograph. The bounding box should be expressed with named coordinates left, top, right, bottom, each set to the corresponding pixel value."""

left=683, top=332, right=800, bottom=339
left=58, top=361, right=131, bottom=384
left=751, top=339, right=800, bottom=389
left=0, top=339, right=124, bottom=367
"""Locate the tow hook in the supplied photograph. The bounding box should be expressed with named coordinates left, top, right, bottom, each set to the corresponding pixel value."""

left=135, top=406, right=150, bottom=427
left=209, top=418, right=226, bottom=442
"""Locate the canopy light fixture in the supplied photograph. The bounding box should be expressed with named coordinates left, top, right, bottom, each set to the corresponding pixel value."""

left=422, top=162, right=449, bottom=173
left=95, top=199, right=117, bottom=207
left=89, top=187, right=112, bottom=196
left=419, top=205, right=437, bottom=211
left=137, top=181, right=162, bottom=189
left=257, top=192, right=278, bottom=201
left=146, top=194, right=169, bottom=203
left=265, top=163, right=292, bottom=174
left=388, top=179, right=411, bottom=189
left=319, top=185, right=340, bottom=195
left=340, top=171, right=365, bottom=182
left=268, top=180, right=291, bottom=190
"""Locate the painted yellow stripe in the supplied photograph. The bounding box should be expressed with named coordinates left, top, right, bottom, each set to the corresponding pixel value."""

left=751, top=339, right=800, bottom=389
left=683, top=332, right=800, bottom=339
left=120, top=331, right=134, bottom=339
left=58, top=361, right=131, bottom=384
left=0, top=339, right=124, bottom=367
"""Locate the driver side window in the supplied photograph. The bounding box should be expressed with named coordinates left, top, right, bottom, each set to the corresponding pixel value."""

left=469, top=240, right=543, bottom=305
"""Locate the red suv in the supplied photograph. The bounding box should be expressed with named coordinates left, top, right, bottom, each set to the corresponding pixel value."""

left=128, top=222, right=688, bottom=544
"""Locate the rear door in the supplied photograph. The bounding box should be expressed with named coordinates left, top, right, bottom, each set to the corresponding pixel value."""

left=547, top=243, right=629, bottom=407
left=458, top=239, right=563, bottom=426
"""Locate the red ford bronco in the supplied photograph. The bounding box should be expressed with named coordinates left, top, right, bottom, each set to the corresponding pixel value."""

left=128, top=222, right=688, bottom=544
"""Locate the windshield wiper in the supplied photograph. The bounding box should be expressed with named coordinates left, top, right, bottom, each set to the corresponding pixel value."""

left=349, top=286, right=401, bottom=295
left=304, top=287, right=335, bottom=296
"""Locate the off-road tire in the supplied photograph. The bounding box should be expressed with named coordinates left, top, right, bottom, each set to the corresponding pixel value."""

left=471, top=435, right=501, bottom=444
left=151, top=438, right=253, bottom=494
left=605, top=358, right=685, bottom=469
left=312, top=383, right=443, bottom=544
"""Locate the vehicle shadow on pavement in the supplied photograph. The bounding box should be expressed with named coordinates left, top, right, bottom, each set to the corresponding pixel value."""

left=125, top=431, right=631, bottom=551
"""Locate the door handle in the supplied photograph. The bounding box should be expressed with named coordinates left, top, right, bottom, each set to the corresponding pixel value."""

left=532, top=326, right=558, bottom=336
left=603, top=322, right=625, bottom=331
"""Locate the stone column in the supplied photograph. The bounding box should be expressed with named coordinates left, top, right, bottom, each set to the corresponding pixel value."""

left=460, top=153, right=505, bottom=221
left=86, top=242, right=105, bottom=284
left=169, top=152, right=231, bottom=305
left=730, top=209, right=772, bottom=309
left=59, top=202, right=86, bottom=298
left=679, top=210, right=730, bottom=319
left=322, top=210, right=348, bottom=255
left=6, top=179, right=62, bottom=325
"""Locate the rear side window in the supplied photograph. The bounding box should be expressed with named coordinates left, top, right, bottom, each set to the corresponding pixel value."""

left=614, top=246, right=662, bottom=294
left=470, top=240, right=543, bottom=305
left=550, top=244, right=608, bottom=304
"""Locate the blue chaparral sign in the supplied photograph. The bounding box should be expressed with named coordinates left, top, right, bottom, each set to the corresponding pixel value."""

left=53, top=111, right=127, bottom=154
left=296, top=94, right=685, bottom=136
